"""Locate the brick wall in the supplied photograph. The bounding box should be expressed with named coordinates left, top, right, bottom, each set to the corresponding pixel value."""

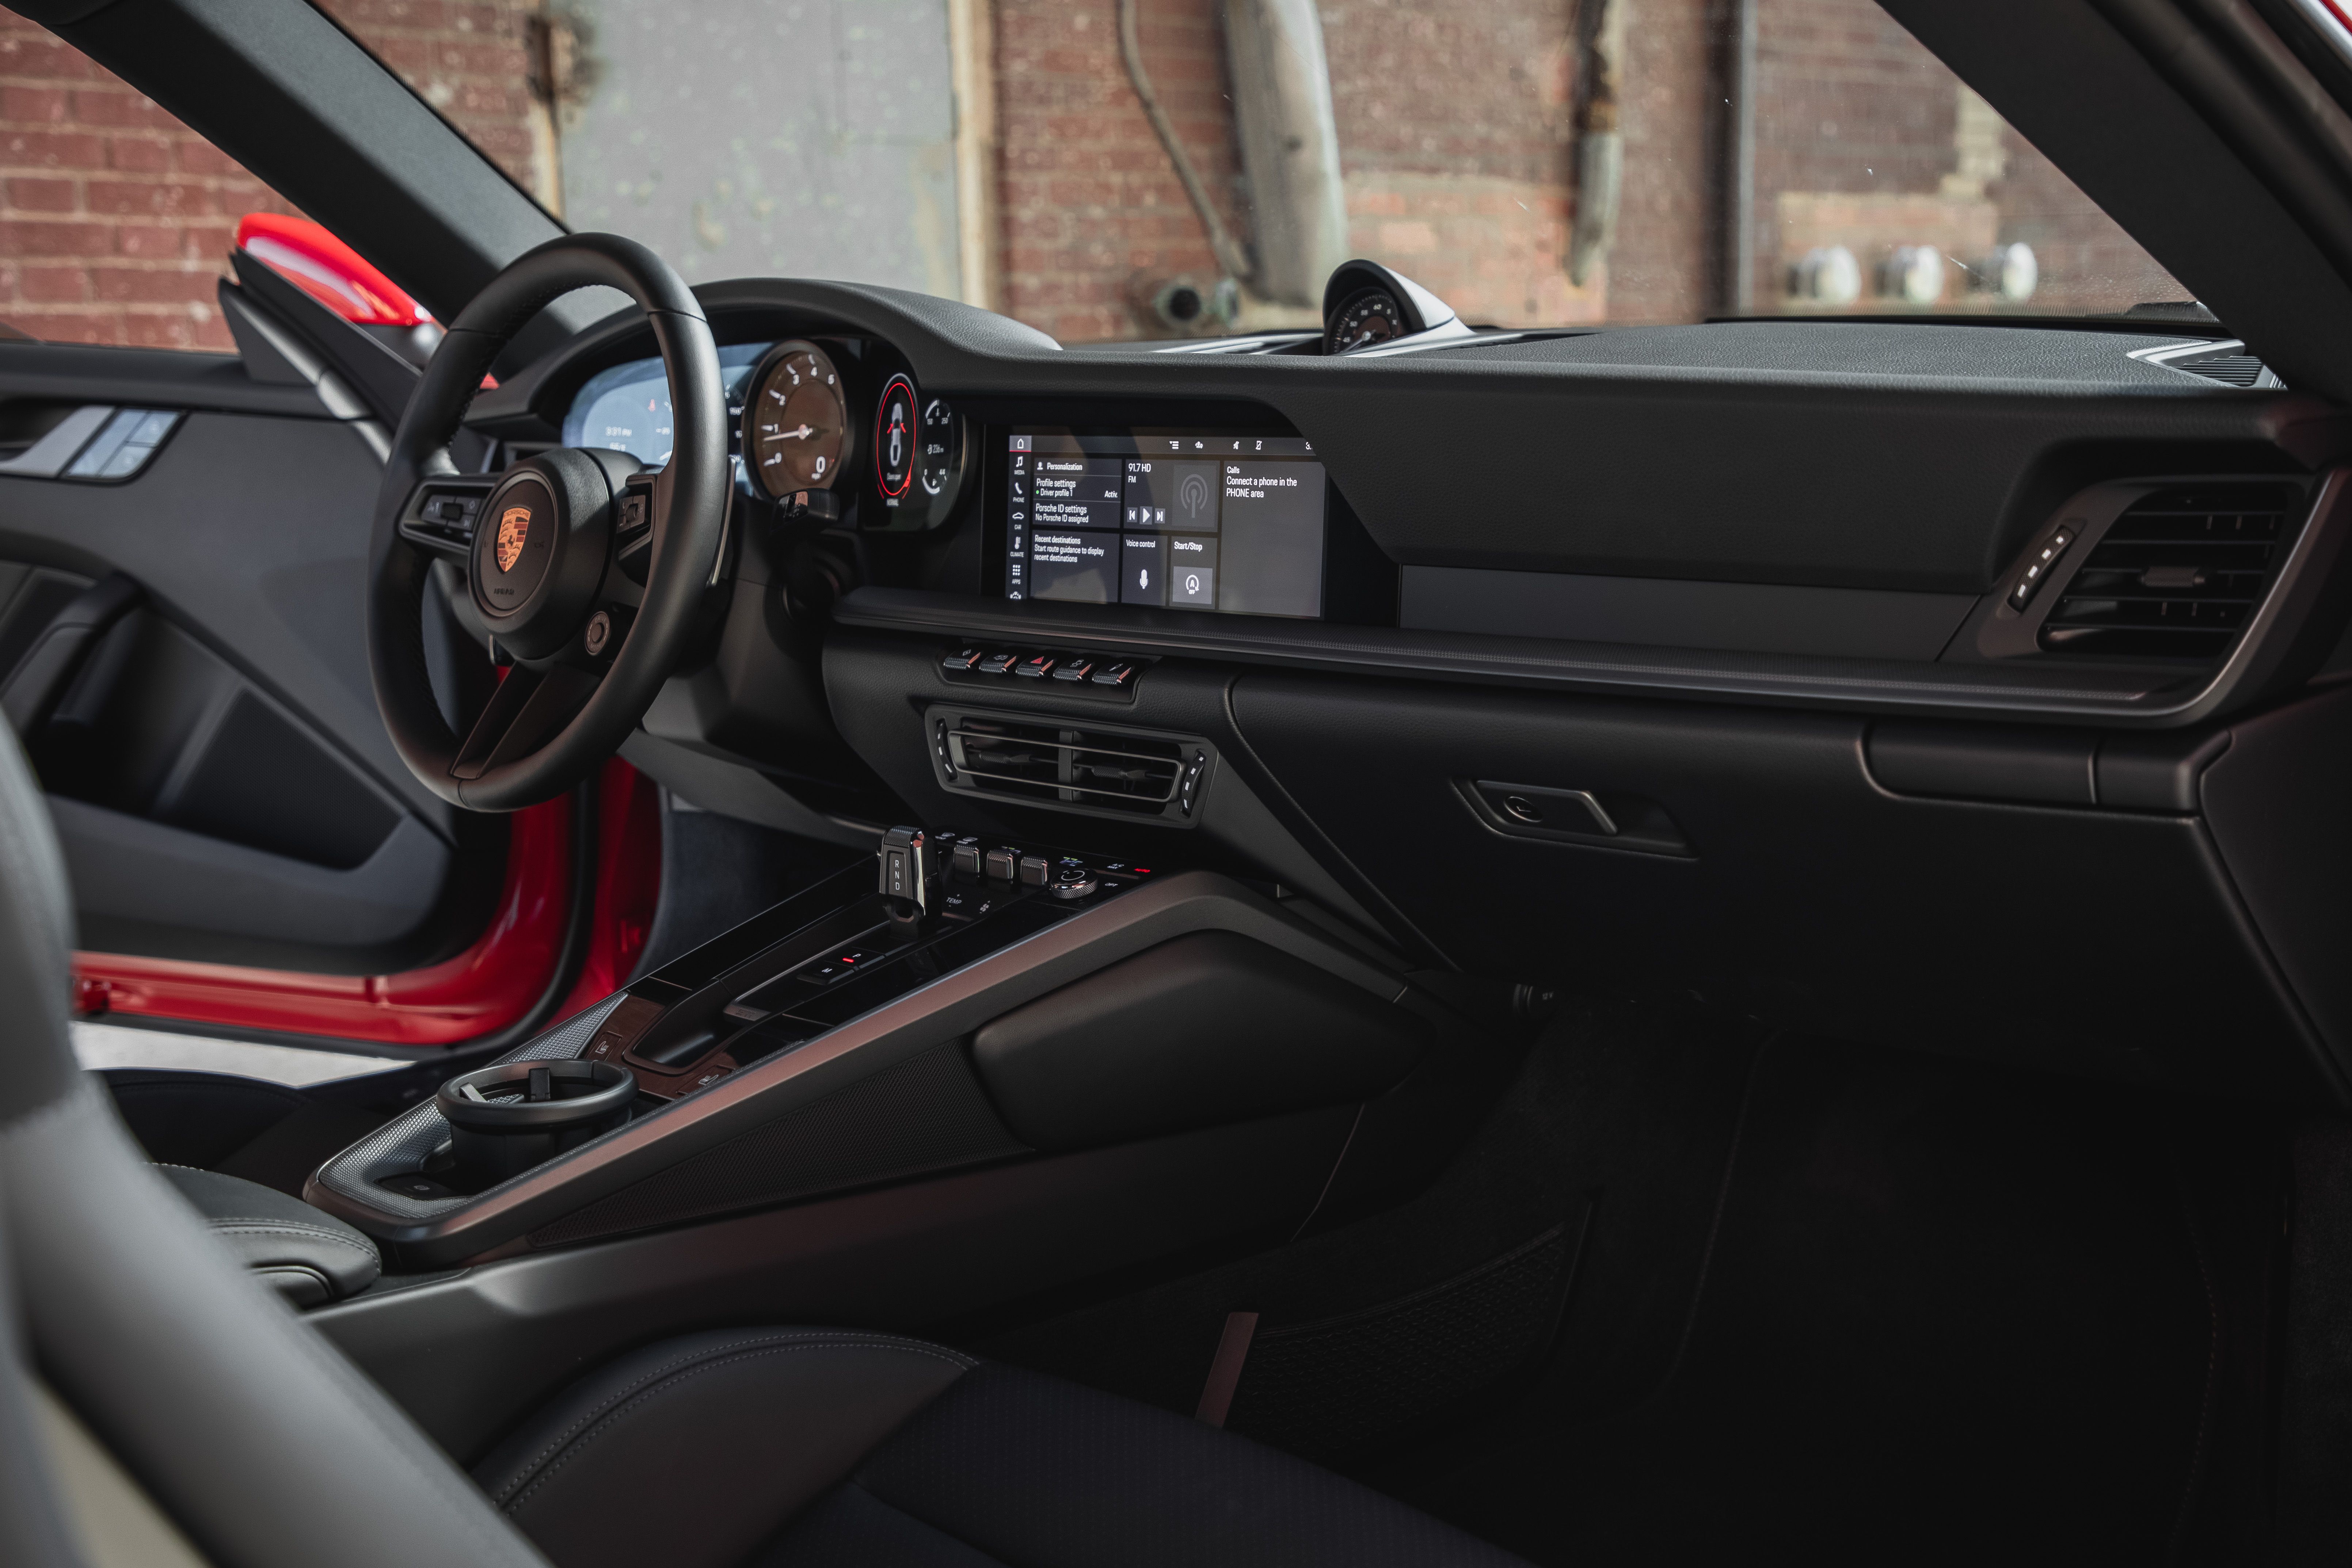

left=0, top=3, right=553, bottom=349
left=995, top=0, right=1244, bottom=345
left=1747, top=0, right=2181, bottom=312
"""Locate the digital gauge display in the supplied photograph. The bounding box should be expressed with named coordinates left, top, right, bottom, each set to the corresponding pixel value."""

left=561, top=343, right=768, bottom=466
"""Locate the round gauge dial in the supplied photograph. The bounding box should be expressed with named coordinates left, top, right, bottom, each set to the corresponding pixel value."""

left=918, top=392, right=960, bottom=502
left=743, top=341, right=849, bottom=497
left=875, top=373, right=917, bottom=497
left=1325, top=286, right=1407, bottom=355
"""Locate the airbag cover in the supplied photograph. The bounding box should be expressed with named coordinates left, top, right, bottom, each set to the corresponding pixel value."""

left=971, top=931, right=1427, bottom=1152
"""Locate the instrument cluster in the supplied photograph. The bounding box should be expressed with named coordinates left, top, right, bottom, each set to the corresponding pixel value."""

left=560, top=336, right=970, bottom=533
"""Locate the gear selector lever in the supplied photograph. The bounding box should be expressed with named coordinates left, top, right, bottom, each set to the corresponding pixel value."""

left=878, top=826, right=935, bottom=940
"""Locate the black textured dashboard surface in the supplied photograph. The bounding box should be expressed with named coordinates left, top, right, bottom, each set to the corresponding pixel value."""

left=472, top=279, right=2352, bottom=597
left=1436, top=321, right=2212, bottom=387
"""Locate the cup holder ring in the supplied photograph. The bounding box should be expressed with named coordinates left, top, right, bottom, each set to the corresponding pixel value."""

left=435, top=1059, right=637, bottom=1186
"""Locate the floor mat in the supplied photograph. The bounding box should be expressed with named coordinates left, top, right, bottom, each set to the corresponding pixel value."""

left=1397, top=1035, right=2247, bottom=1566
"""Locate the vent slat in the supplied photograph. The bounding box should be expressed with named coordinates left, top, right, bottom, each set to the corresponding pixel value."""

left=2039, top=482, right=2300, bottom=659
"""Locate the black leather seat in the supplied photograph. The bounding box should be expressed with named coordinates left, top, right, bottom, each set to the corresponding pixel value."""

left=0, top=719, right=1526, bottom=1568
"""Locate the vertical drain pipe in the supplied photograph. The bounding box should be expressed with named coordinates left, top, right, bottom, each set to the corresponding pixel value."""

left=1222, top=0, right=1350, bottom=305
left=1725, top=0, right=1759, bottom=313
left=1568, top=0, right=1628, bottom=286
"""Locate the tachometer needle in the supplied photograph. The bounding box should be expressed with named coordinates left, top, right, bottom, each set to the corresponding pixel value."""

left=765, top=424, right=814, bottom=442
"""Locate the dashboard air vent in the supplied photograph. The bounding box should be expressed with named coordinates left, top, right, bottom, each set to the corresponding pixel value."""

left=948, top=716, right=1184, bottom=815
left=2039, top=483, right=2299, bottom=658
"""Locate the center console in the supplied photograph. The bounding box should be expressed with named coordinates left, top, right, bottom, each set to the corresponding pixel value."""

left=303, top=825, right=1512, bottom=1274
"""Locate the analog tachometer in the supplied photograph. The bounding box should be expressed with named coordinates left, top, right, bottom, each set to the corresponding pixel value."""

left=744, top=341, right=849, bottom=497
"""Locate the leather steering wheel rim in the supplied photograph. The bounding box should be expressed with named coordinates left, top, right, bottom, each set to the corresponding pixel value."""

left=366, top=233, right=728, bottom=812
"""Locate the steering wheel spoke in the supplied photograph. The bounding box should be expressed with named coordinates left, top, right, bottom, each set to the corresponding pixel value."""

left=395, top=474, right=499, bottom=562
left=451, top=662, right=601, bottom=781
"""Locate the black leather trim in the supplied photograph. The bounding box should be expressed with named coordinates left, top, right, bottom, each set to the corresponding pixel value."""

left=764, top=1362, right=1534, bottom=1568
left=473, top=1328, right=975, bottom=1568
left=970, top=930, right=1429, bottom=1152
left=156, top=1165, right=381, bottom=1304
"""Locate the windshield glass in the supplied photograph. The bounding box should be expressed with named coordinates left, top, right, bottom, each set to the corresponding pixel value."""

left=0, top=1, right=2195, bottom=349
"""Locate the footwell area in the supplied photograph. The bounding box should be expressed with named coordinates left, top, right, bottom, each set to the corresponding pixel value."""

left=974, top=1008, right=2279, bottom=1565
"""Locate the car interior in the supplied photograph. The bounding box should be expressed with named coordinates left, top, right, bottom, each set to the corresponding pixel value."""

left=7, top=0, right=2352, bottom=1563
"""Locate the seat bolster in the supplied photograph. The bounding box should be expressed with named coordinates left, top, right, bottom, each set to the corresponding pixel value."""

left=473, top=1328, right=977, bottom=1568
left=788, top=1363, right=1535, bottom=1568
left=156, top=1165, right=381, bottom=1304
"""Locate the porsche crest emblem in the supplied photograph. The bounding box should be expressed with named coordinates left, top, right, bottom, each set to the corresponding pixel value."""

left=495, top=506, right=531, bottom=573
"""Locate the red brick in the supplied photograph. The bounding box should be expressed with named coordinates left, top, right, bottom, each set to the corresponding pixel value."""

left=0, top=87, right=67, bottom=124
left=68, top=89, right=180, bottom=130
left=4, top=176, right=75, bottom=213
left=1, top=130, right=102, bottom=170
left=107, top=137, right=172, bottom=174
left=8, top=309, right=118, bottom=343
left=0, top=218, right=107, bottom=255
left=171, top=138, right=242, bottom=178
left=93, top=264, right=217, bottom=305
left=14, top=263, right=85, bottom=303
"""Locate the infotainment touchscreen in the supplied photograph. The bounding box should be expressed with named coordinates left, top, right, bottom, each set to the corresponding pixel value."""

left=1003, top=430, right=1326, bottom=619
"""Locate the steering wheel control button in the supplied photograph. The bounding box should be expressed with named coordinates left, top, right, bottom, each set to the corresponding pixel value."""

left=1017, top=854, right=1050, bottom=886
left=583, top=611, right=614, bottom=657
left=978, top=652, right=1018, bottom=674
left=941, top=647, right=985, bottom=672
left=984, top=846, right=1019, bottom=882
left=1051, top=656, right=1096, bottom=682
left=2011, top=527, right=2076, bottom=609
left=1091, top=661, right=1139, bottom=689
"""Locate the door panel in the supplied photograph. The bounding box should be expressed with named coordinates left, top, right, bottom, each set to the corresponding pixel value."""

left=0, top=335, right=489, bottom=976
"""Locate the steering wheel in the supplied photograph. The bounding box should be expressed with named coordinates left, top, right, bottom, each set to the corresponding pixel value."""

left=367, top=234, right=729, bottom=812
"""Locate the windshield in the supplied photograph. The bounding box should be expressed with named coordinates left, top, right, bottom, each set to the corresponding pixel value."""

left=0, top=2, right=2195, bottom=349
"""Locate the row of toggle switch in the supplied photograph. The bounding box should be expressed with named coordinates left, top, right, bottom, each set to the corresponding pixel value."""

left=940, top=646, right=1140, bottom=690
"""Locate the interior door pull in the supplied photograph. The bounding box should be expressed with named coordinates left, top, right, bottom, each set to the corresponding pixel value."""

left=0, top=571, right=143, bottom=733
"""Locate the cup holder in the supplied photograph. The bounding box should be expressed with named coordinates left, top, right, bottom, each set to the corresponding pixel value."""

left=435, top=1059, right=637, bottom=1187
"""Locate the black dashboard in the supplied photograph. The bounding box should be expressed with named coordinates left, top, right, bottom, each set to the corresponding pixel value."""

left=451, top=274, right=2352, bottom=1124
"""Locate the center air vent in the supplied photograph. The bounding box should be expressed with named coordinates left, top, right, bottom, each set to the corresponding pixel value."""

left=2039, top=483, right=2300, bottom=658
left=930, top=706, right=1212, bottom=825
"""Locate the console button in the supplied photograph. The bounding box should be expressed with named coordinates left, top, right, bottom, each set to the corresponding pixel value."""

left=978, top=652, right=1018, bottom=674
left=1179, top=751, right=1208, bottom=815
left=951, top=840, right=983, bottom=877
left=1051, top=656, right=1095, bottom=682
left=1091, top=661, right=1139, bottom=689
left=1015, top=653, right=1056, bottom=678
left=1018, top=854, right=1050, bottom=886
left=939, top=888, right=1001, bottom=920
left=984, top=846, right=1019, bottom=881
left=1048, top=872, right=1100, bottom=900
left=941, top=647, right=984, bottom=672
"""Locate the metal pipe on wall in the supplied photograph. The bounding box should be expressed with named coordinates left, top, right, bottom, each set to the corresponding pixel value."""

left=1725, top=0, right=1759, bottom=313
left=1222, top=0, right=1350, bottom=306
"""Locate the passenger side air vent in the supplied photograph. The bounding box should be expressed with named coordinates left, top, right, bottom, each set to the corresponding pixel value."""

left=2039, top=483, right=2300, bottom=658
left=929, top=705, right=1213, bottom=825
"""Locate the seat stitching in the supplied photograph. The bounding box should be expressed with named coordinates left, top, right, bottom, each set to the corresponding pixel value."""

left=490, top=1333, right=975, bottom=1505
left=205, top=1223, right=379, bottom=1255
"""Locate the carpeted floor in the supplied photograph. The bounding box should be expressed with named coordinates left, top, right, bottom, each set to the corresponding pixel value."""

left=971, top=1002, right=2280, bottom=1564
